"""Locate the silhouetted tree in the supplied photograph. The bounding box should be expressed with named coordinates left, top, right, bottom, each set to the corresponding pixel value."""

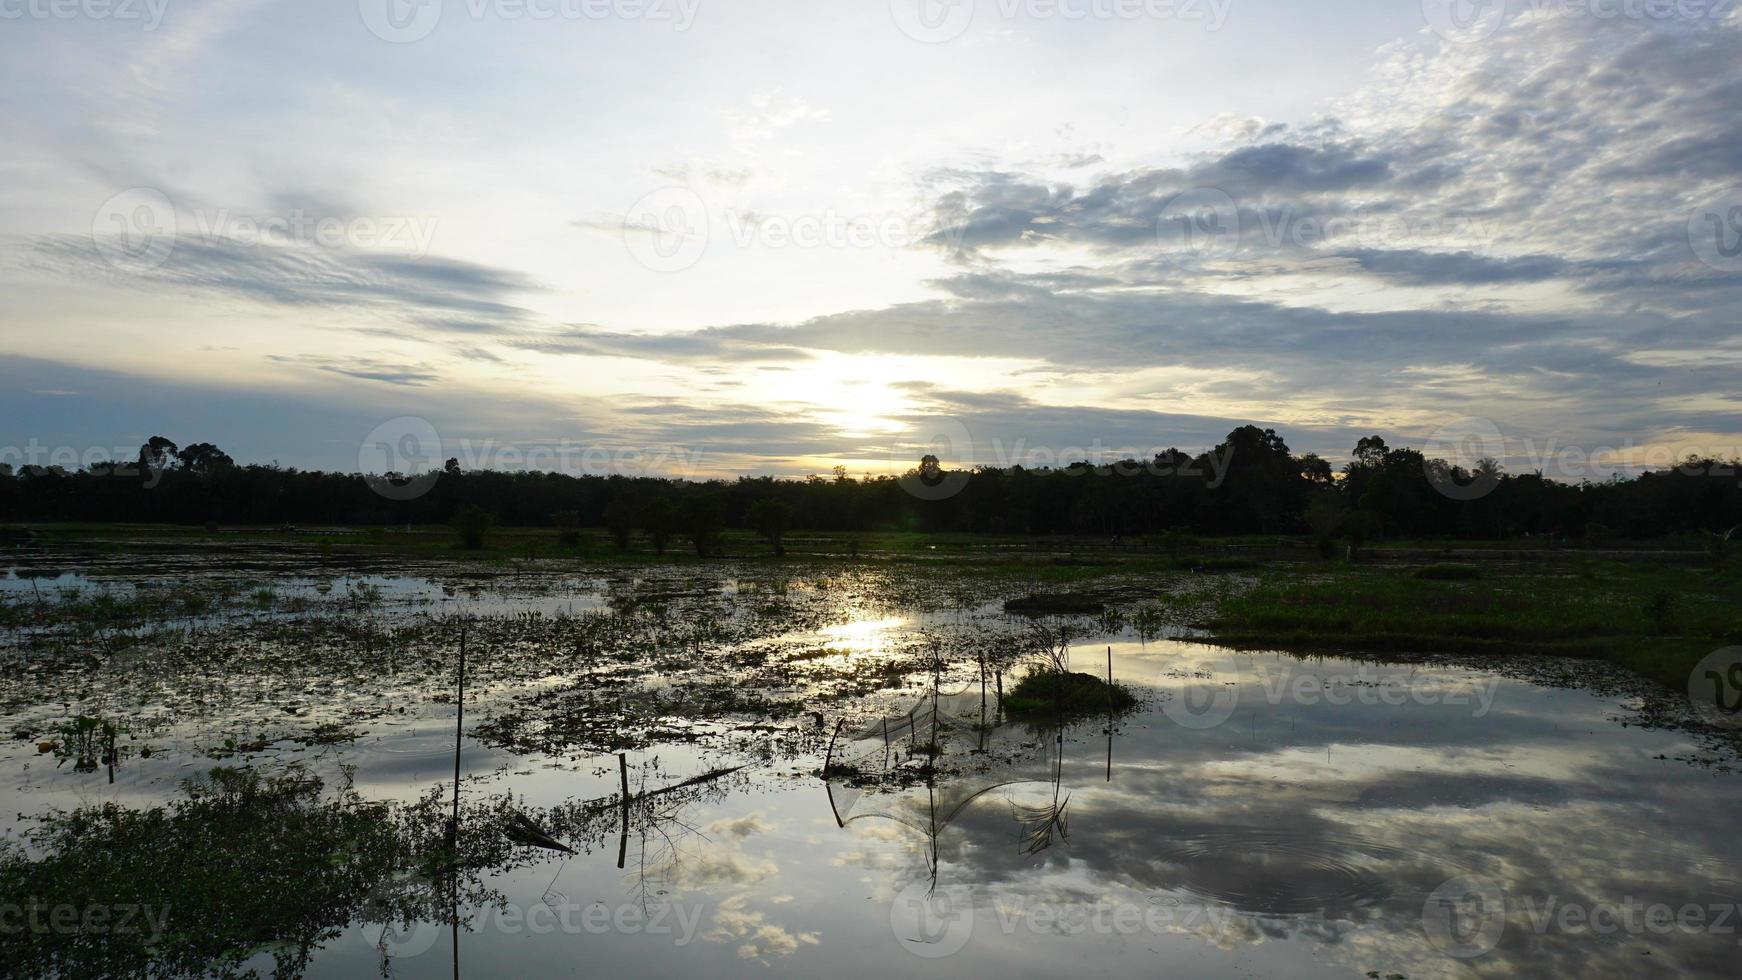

left=602, top=496, right=635, bottom=552
left=452, top=505, right=492, bottom=550
left=137, top=436, right=178, bottom=475
left=5, top=428, right=1736, bottom=544
left=642, top=497, right=676, bottom=555
left=679, top=494, right=725, bottom=558
left=747, top=497, right=791, bottom=556
left=176, top=443, right=234, bottom=473
left=552, top=509, right=581, bottom=547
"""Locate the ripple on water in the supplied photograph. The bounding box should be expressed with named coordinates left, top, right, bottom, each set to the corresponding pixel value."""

left=1151, top=826, right=1431, bottom=916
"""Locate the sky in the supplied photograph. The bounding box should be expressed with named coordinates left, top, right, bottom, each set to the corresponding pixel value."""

left=2, top=0, right=1741, bottom=482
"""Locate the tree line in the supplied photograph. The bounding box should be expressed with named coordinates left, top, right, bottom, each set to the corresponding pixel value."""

left=2, top=426, right=1738, bottom=547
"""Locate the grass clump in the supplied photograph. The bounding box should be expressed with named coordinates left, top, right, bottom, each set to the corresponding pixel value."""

left=1003, top=592, right=1105, bottom=615
left=1004, top=669, right=1136, bottom=718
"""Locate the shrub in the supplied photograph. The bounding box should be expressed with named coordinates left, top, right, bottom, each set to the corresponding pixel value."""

left=747, top=498, right=792, bottom=556
left=452, top=505, right=492, bottom=550
left=552, top=509, right=582, bottom=547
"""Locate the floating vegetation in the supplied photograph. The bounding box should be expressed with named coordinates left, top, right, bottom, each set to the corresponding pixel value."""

left=0, top=765, right=498, bottom=979
left=1002, top=592, right=1105, bottom=615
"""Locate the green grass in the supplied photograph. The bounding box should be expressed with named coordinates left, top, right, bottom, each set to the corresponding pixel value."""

left=1004, top=668, right=1137, bottom=718
left=1207, top=561, right=1742, bottom=690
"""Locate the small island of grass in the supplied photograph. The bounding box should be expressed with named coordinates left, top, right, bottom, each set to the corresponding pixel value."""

left=1003, top=668, right=1137, bottom=718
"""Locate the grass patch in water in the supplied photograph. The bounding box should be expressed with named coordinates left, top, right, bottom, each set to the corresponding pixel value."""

left=1003, top=668, right=1137, bottom=718
left=1003, top=592, right=1105, bottom=615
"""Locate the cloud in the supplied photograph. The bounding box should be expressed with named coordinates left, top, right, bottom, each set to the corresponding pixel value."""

left=512, top=326, right=812, bottom=363
left=28, top=234, right=540, bottom=328
left=1335, top=248, right=1567, bottom=286
left=264, top=354, right=441, bottom=387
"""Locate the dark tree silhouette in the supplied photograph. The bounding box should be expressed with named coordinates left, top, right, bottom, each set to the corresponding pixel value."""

left=603, top=496, right=635, bottom=552
left=2, top=428, right=1735, bottom=546
left=747, top=497, right=792, bottom=556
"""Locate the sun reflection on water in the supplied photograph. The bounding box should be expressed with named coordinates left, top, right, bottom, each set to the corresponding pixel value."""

left=819, top=616, right=906, bottom=655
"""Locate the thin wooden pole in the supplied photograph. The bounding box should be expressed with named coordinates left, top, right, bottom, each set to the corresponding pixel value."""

left=1106, top=646, right=1114, bottom=782
left=824, top=718, right=845, bottom=771
left=617, top=753, right=630, bottom=869
left=452, top=620, right=465, bottom=837
left=1106, top=646, right=1114, bottom=710
left=451, top=619, right=466, bottom=980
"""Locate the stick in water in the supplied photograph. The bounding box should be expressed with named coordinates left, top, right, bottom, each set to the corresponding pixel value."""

left=617, top=753, right=630, bottom=869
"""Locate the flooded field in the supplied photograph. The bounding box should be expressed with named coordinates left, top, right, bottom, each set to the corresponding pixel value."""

left=3, top=547, right=1739, bottom=978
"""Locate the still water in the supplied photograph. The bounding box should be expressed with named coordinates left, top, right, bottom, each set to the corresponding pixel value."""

left=3, top=568, right=1738, bottom=978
